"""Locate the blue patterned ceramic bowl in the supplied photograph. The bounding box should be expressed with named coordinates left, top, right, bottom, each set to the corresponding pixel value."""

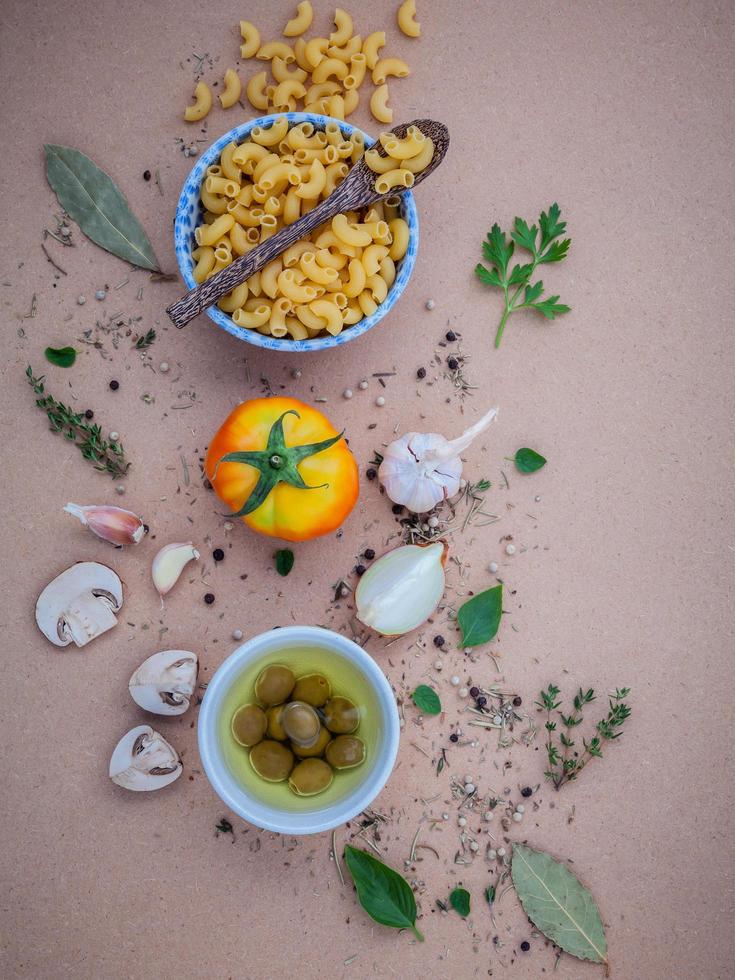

left=174, top=112, right=419, bottom=352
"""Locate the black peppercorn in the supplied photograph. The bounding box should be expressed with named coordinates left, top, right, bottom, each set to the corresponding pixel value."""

left=204, top=593, right=215, bottom=605
left=143, top=170, right=151, bottom=181
left=143, top=524, right=150, bottom=535
left=521, top=786, right=533, bottom=798
left=416, top=366, right=426, bottom=379
left=366, top=467, right=377, bottom=480
left=84, top=409, right=94, bottom=419
left=391, top=503, right=403, bottom=514
left=212, top=548, right=224, bottom=562
left=447, top=356, right=459, bottom=370
left=520, top=941, right=530, bottom=952
left=469, top=686, right=479, bottom=698
left=476, top=695, right=487, bottom=708
left=449, top=732, right=459, bottom=743
left=512, top=695, right=522, bottom=707
left=364, top=548, right=375, bottom=560
left=445, top=330, right=456, bottom=341
left=355, top=564, right=366, bottom=576
left=109, top=380, right=119, bottom=390
left=433, top=635, right=445, bottom=647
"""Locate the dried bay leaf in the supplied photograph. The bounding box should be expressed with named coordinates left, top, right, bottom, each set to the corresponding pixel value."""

left=511, top=844, right=608, bottom=966
left=44, top=145, right=160, bottom=271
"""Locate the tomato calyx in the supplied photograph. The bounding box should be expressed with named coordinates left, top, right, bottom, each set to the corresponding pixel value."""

left=214, top=410, right=345, bottom=517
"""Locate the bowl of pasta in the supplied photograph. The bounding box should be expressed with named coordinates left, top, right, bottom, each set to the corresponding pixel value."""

left=173, top=112, right=419, bottom=351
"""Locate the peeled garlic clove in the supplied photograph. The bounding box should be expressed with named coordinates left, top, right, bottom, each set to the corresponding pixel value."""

left=64, top=503, right=146, bottom=545
left=379, top=407, right=498, bottom=514
left=129, top=649, right=198, bottom=715
left=356, top=541, right=447, bottom=636
left=109, top=725, right=182, bottom=791
left=151, top=542, right=199, bottom=597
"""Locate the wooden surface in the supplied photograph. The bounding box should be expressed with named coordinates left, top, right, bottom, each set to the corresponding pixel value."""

left=1, top=1, right=733, bottom=979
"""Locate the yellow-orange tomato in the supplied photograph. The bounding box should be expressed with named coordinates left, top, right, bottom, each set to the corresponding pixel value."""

left=206, top=397, right=359, bottom=542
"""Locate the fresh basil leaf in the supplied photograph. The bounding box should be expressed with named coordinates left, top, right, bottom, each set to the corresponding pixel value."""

left=411, top=684, right=441, bottom=715
left=515, top=448, right=547, bottom=473
left=275, top=549, right=294, bottom=576
left=44, top=346, right=76, bottom=368
left=457, top=584, right=502, bottom=647
left=344, top=845, right=424, bottom=941
left=511, top=844, right=607, bottom=966
left=44, top=144, right=160, bottom=271
left=449, top=887, right=470, bottom=918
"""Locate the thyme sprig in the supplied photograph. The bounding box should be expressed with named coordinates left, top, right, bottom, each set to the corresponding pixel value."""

left=134, top=327, right=156, bottom=350
left=25, top=366, right=130, bottom=479
left=537, top=684, right=631, bottom=790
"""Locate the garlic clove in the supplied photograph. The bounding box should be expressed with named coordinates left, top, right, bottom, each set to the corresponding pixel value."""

left=64, top=503, right=146, bottom=545
left=109, top=725, right=182, bottom=791
left=378, top=407, right=498, bottom=514
left=356, top=541, right=447, bottom=636
left=35, top=561, right=123, bottom=648
left=129, top=649, right=199, bottom=715
left=151, top=542, right=199, bottom=597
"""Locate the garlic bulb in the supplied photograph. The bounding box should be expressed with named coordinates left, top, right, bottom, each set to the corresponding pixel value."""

left=356, top=541, right=447, bottom=636
left=64, top=503, right=146, bottom=545
left=378, top=407, right=498, bottom=513
left=151, top=542, right=199, bottom=597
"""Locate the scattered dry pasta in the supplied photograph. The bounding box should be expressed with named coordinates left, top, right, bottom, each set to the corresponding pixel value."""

left=235, top=5, right=416, bottom=124
left=365, top=125, right=434, bottom=192
left=191, top=117, right=411, bottom=340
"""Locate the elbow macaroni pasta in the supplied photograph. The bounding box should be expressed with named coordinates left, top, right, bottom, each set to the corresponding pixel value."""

left=191, top=117, right=413, bottom=340
left=365, top=125, right=434, bottom=193
left=219, top=5, right=416, bottom=124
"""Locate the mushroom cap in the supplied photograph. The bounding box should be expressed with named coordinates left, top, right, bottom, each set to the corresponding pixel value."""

left=128, top=649, right=199, bottom=715
left=35, top=561, right=123, bottom=648
left=109, top=725, right=182, bottom=791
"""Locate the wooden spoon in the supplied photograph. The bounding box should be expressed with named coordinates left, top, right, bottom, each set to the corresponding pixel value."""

left=166, top=118, right=449, bottom=329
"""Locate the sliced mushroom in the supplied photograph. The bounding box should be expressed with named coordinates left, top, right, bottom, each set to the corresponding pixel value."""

left=128, top=650, right=198, bottom=715
left=109, top=725, right=182, bottom=791
left=35, top=561, right=123, bottom=648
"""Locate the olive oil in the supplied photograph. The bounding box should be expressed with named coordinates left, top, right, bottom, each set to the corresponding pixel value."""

left=219, top=645, right=381, bottom=812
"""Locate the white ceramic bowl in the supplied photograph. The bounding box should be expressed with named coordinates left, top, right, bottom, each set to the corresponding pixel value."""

left=198, top=626, right=399, bottom=835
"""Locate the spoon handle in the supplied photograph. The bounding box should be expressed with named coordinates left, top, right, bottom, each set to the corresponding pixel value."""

left=167, top=182, right=356, bottom=329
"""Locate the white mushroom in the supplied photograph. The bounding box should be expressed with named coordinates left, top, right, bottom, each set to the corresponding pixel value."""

left=35, top=561, right=123, bottom=649
left=109, top=725, right=182, bottom=791
left=129, top=650, right=199, bottom=715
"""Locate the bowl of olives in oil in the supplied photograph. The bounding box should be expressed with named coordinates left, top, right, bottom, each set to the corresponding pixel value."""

left=198, top=626, right=400, bottom=834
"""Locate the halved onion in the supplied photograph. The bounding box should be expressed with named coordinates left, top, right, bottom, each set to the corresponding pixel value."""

left=355, top=541, right=447, bottom=636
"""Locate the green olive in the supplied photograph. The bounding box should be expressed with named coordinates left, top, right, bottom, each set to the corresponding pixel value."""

left=288, top=758, right=334, bottom=796
left=266, top=704, right=287, bottom=741
left=292, top=725, right=332, bottom=758
left=291, top=673, right=332, bottom=707
left=249, top=740, right=294, bottom=782
left=281, top=701, right=321, bottom=747
left=231, top=703, right=267, bottom=747
left=254, top=664, right=295, bottom=706
left=325, top=735, right=366, bottom=769
left=323, top=696, right=360, bottom=734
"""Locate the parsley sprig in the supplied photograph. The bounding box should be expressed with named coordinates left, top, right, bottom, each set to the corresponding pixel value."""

left=537, top=684, right=631, bottom=790
left=475, top=203, right=571, bottom=347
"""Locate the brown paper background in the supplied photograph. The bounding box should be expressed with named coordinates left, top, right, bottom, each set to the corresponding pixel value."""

left=1, top=0, right=733, bottom=977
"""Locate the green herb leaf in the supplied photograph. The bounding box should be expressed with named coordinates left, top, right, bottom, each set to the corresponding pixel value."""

left=135, top=328, right=157, bottom=350
left=275, top=549, right=294, bottom=576
left=514, top=448, right=547, bottom=473
left=475, top=204, right=571, bottom=348
left=449, top=887, right=470, bottom=918
left=44, top=144, right=160, bottom=271
left=485, top=884, right=496, bottom=905
left=344, top=845, right=424, bottom=941
left=457, top=584, right=502, bottom=647
left=511, top=845, right=607, bottom=966
left=411, top=684, right=441, bottom=715
left=44, top=346, right=76, bottom=368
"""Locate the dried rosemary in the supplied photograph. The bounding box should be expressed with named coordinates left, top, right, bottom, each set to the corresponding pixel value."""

left=25, top=366, right=130, bottom=479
